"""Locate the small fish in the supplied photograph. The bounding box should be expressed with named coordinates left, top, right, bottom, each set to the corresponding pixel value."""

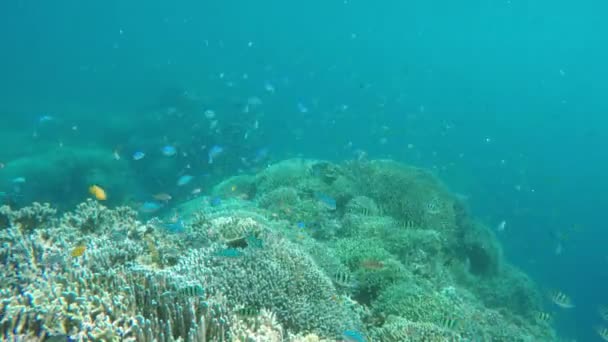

left=161, top=145, right=177, bottom=157
left=177, top=175, right=194, bottom=186
left=342, top=330, right=365, bottom=342
left=204, top=109, right=216, bottom=119
left=38, top=115, right=54, bottom=123
left=536, top=311, right=552, bottom=323
left=89, top=185, right=107, bottom=201
left=333, top=269, right=356, bottom=288
left=12, top=177, right=26, bottom=184
left=231, top=185, right=238, bottom=192
left=496, top=220, right=506, bottom=232
left=138, top=201, right=163, bottom=214
left=438, top=315, right=459, bottom=329
left=360, top=259, right=385, bottom=270
left=216, top=248, right=242, bottom=258
left=315, top=192, right=337, bottom=211
left=191, top=188, right=202, bottom=195
left=296, top=222, right=306, bottom=229
left=71, top=245, right=86, bottom=257
left=210, top=196, right=222, bottom=206
left=598, top=326, right=608, bottom=342
left=550, top=290, right=574, bottom=309
left=264, top=81, right=275, bottom=93
left=236, top=306, right=260, bottom=318
left=112, top=149, right=121, bottom=160
left=297, top=102, right=309, bottom=113
left=133, top=151, right=146, bottom=160
left=163, top=219, right=185, bottom=233
left=247, top=96, right=263, bottom=106
left=208, top=145, right=224, bottom=164
left=153, top=193, right=172, bottom=202
left=177, top=284, right=205, bottom=298
left=599, top=305, right=608, bottom=321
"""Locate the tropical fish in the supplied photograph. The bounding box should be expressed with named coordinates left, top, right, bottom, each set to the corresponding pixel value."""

left=138, top=201, right=163, bottom=214
left=89, top=185, right=107, bottom=201
left=236, top=306, right=260, bottom=318
left=342, top=330, right=365, bottom=342
left=296, top=222, right=306, bottom=229
left=177, top=284, right=205, bottom=298
left=161, top=145, right=177, bottom=157
left=599, top=305, right=608, bottom=321
left=38, top=115, right=54, bottom=123
left=297, top=102, right=309, bottom=113
left=132, top=151, right=145, bottom=160
left=333, top=269, right=356, bottom=289
left=496, top=220, right=506, bottom=232
left=438, top=315, right=460, bottom=329
left=216, top=248, right=242, bottom=258
left=177, top=175, right=194, bottom=186
left=208, top=145, right=224, bottom=164
left=360, top=259, right=385, bottom=270
left=550, top=290, right=574, bottom=308
left=71, top=245, right=86, bottom=257
left=314, top=192, right=336, bottom=210
left=536, top=311, right=552, bottom=323
left=210, top=196, right=222, bottom=206
left=598, top=326, right=608, bottom=342
left=163, top=219, right=185, bottom=233
left=204, top=109, right=216, bottom=119
left=12, top=177, right=26, bottom=184
left=153, top=193, right=172, bottom=202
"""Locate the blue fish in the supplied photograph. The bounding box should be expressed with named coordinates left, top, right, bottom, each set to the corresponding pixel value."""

left=177, top=175, right=194, bottom=186
left=161, top=145, right=177, bottom=157
left=210, top=196, right=222, bottom=207
left=314, top=192, right=337, bottom=211
left=297, top=102, right=309, bottom=113
left=133, top=151, right=146, bottom=160
left=138, top=201, right=163, bottom=213
left=253, top=147, right=269, bottom=164
left=342, top=330, right=365, bottom=342
left=162, top=219, right=185, bottom=233
left=208, top=145, right=223, bottom=164
left=216, top=248, right=242, bottom=258
left=38, top=115, right=54, bottom=123
left=296, top=222, right=306, bottom=229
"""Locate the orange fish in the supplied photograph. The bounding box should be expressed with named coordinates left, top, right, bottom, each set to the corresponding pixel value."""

left=89, top=185, right=107, bottom=201
left=71, top=245, right=86, bottom=257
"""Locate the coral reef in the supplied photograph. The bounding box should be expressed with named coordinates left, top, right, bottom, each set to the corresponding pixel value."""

left=0, top=158, right=558, bottom=341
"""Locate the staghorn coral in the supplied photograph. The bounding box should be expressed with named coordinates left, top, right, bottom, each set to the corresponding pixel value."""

left=0, top=202, right=57, bottom=232
left=0, top=204, right=230, bottom=341
left=173, top=227, right=363, bottom=338
left=60, top=199, right=140, bottom=234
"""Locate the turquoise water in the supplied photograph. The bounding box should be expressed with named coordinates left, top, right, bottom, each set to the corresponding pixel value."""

left=1, top=1, right=607, bottom=340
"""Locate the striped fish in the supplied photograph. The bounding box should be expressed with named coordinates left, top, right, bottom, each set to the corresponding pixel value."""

left=177, top=284, right=205, bottom=298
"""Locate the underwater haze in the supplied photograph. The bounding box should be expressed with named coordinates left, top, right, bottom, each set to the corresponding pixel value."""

left=1, top=0, right=608, bottom=341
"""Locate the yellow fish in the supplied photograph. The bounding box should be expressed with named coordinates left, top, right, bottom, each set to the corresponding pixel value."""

left=89, top=185, right=107, bottom=201
left=71, top=245, right=86, bottom=257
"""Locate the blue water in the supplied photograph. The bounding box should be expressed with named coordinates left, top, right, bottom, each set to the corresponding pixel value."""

left=1, top=1, right=607, bottom=340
